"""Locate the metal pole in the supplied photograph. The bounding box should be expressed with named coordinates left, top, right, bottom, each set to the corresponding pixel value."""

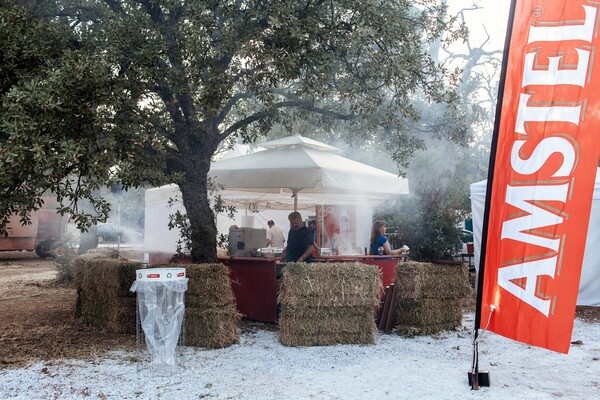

left=470, top=0, right=517, bottom=389
left=293, top=189, right=298, bottom=212
left=117, top=201, right=121, bottom=252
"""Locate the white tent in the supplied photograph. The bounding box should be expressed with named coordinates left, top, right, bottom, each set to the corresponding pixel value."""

left=143, top=184, right=315, bottom=253
left=217, top=143, right=264, bottom=161
left=470, top=168, right=600, bottom=306
left=143, top=184, right=374, bottom=254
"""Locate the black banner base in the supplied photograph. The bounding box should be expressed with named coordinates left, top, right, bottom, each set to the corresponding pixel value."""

left=468, top=371, right=491, bottom=387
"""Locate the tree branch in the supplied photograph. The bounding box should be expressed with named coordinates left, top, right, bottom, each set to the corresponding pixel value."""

left=216, top=92, right=256, bottom=125
left=103, top=0, right=127, bottom=15
left=220, top=100, right=355, bottom=139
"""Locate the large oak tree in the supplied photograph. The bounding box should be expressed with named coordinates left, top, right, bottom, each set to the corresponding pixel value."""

left=1, top=0, right=465, bottom=262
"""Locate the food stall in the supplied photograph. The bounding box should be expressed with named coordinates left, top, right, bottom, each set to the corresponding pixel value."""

left=144, top=134, right=411, bottom=322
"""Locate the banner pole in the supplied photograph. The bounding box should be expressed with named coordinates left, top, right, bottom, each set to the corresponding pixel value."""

left=470, top=0, right=518, bottom=390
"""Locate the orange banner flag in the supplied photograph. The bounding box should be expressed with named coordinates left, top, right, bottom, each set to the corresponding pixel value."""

left=480, top=0, right=600, bottom=353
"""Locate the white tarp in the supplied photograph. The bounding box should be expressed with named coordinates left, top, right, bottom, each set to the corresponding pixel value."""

left=470, top=168, right=600, bottom=306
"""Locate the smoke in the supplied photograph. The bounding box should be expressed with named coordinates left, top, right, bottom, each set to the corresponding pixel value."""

left=409, top=139, right=460, bottom=198
left=102, top=186, right=145, bottom=231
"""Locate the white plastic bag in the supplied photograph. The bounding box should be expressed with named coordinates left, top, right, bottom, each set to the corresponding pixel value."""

left=130, top=268, right=188, bottom=368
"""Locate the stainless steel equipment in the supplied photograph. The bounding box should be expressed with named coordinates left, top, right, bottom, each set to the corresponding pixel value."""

left=228, top=228, right=267, bottom=256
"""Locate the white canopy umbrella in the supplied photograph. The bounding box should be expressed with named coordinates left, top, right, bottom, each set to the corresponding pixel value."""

left=258, top=134, right=339, bottom=151
left=209, top=134, right=409, bottom=211
left=145, top=137, right=408, bottom=253
left=218, top=189, right=402, bottom=211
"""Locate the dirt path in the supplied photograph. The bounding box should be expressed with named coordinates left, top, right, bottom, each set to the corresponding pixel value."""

left=0, top=252, right=135, bottom=370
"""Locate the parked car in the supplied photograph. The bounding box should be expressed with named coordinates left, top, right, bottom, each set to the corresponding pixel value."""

left=96, top=223, right=143, bottom=244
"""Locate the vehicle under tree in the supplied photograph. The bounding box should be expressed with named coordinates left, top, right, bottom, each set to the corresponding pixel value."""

left=0, top=196, right=67, bottom=259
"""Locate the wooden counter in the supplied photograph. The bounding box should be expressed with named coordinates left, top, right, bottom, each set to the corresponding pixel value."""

left=147, top=252, right=405, bottom=323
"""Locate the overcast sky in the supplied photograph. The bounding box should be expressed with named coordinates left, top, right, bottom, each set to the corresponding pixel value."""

left=449, top=0, right=511, bottom=50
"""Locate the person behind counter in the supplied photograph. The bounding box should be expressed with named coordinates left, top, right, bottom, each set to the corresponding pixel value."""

left=280, top=212, right=314, bottom=262
left=370, top=220, right=408, bottom=256
left=308, top=220, right=317, bottom=243
left=266, top=220, right=286, bottom=248
left=308, top=219, right=320, bottom=256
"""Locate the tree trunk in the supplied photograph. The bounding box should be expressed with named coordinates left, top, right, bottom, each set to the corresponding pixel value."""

left=178, top=149, right=218, bottom=264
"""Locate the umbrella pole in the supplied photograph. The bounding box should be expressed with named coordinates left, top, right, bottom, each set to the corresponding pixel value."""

left=293, top=189, right=298, bottom=212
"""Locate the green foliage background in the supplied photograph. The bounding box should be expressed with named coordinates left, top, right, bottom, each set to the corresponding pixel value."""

left=0, top=0, right=495, bottom=261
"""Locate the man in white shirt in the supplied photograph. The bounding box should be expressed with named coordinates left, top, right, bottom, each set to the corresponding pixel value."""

left=266, top=220, right=286, bottom=248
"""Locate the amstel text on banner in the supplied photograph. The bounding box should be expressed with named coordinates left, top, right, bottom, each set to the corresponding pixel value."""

left=482, top=0, right=600, bottom=353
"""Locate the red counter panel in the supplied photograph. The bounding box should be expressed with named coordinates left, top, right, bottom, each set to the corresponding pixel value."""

left=219, top=257, right=279, bottom=323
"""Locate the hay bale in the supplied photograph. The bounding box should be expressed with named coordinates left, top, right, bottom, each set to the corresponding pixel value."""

left=184, top=307, right=241, bottom=348
left=278, top=262, right=380, bottom=347
left=279, top=307, right=376, bottom=336
left=166, top=263, right=241, bottom=349
left=70, top=255, right=96, bottom=288
left=279, top=331, right=375, bottom=347
left=394, top=261, right=471, bottom=301
left=80, top=297, right=137, bottom=334
left=78, top=261, right=240, bottom=344
left=70, top=251, right=120, bottom=288
left=396, top=299, right=463, bottom=328
left=184, top=263, right=237, bottom=303
left=395, top=323, right=459, bottom=337
left=77, top=259, right=141, bottom=334
left=85, top=248, right=120, bottom=258
left=80, top=259, right=139, bottom=298
left=184, top=294, right=237, bottom=309
left=279, top=262, right=381, bottom=308
left=392, top=261, right=470, bottom=337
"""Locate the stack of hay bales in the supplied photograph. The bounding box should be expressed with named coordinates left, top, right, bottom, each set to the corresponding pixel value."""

left=182, top=263, right=241, bottom=348
left=394, top=261, right=471, bottom=336
left=77, top=258, right=141, bottom=334
left=278, top=262, right=380, bottom=347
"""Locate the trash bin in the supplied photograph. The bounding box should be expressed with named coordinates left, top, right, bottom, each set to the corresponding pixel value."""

left=130, top=267, right=188, bottom=371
